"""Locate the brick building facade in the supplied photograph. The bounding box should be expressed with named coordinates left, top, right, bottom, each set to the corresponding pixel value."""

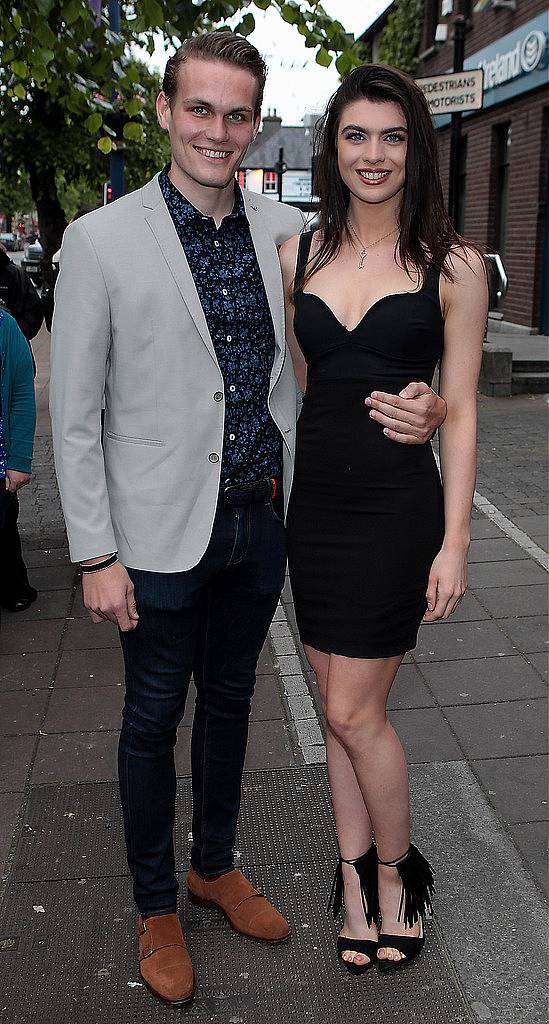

left=416, top=0, right=549, bottom=331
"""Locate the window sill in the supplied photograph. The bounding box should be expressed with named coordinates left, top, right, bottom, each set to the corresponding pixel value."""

left=418, top=44, right=439, bottom=60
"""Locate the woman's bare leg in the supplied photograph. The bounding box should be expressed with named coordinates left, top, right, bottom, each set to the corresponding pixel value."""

left=324, top=653, right=420, bottom=964
left=305, top=645, right=377, bottom=966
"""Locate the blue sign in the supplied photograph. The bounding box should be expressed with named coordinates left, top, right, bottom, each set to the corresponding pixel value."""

left=433, top=11, right=549, bottom=127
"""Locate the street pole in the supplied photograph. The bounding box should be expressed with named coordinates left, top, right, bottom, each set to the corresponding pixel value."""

left=276, top=147, right=285, bottom=203
left=447, top=14, right=466, bottom=227
left=108, top=0, right=125, bottom=200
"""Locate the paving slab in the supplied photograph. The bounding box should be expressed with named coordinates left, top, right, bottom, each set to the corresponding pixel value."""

left=0, top=619, right=65, bottom=655
left=467, top=537, right=526, bottom=562
left=386, top=662, right=436, bottom=709
left=24, top=564, right=76, bottom=591
left=496, top=614, right=547, bottom=655
left=0, top=690, right=50, bottom=736
left=471, top=755, right=548, bottom=824
left=418, top=655, right=547, bottom=705
left=63, top=617, right=120, bottom=650
left=414, top=620, right=516, bottom=663
left=467, top=559, right=547, bottom=588
left=388, top=708, right=463, bottom=762
left=31, top=731, right=120, bottom=786
left=55, top=648, right=125, bottom=688
left=0, top=792, right=23, bottom=877
left=0, top=735, right=36, bottom=792
left=526, top=653, right=548, bottom=682
left=509, top=821, right=548, bottom=894
left=443, top=699, right=548, bottom=759
left=474, top=583, right=548, bottom=619
left=0, top=652, right=57, bottom=692
left=43, top=685, right=124, bottom=734
left=22, top=547, right=70, bottom=569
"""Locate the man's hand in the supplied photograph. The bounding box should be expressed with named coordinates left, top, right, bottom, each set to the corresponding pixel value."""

left=5, top=469, right=31, bottom=492
left=365, top=382, right=447, bottom=444
left=82, top=561, right=139, bottom=632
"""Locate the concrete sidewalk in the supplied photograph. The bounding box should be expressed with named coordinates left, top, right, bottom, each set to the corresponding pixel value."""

left=0, top=328, right=546, bottom=1024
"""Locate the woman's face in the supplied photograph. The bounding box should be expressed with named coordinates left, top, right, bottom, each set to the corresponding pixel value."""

left=336, top=97, right=408, bottom=206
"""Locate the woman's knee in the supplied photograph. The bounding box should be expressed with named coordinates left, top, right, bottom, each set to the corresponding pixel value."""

left=325, top=701, right=386, bottom=751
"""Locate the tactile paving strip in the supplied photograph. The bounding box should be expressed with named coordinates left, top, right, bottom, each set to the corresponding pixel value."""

left=0, top=767, right=474, bottom=1024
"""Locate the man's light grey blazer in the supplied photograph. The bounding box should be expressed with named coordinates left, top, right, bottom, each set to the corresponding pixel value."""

left=50, top=174, right=304, bottom=572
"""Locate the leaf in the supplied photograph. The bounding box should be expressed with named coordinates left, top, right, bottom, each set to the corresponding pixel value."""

left=235, top=12, right=255, bottom=36
left=142, top=0, right=165, bottom=28
left=34, top=21, right=56, bottom=48
left=85, top=112, right=102, bottom=133
left=125, top=64, right=140, bottom=84
left=335, top=52, right=353, bottom=76
left=281, top=4, right=298, bottom=23
left=13, top=83, right=27, bottom=99
left=315, top=47, right=333, bottom=68
left=31, top=64, right=48, bottom=83
left=63, top=0, right=85, bottom=25
left=11, top=61, right=29, bottom=79
left=34, top=49, right=55, bottom=66
left=123, top=97, right=142, bottom=117
left=123, top=121, right=144, bottom=142
left=253, top=0, right=271, bottom=9
left=12, top=12, right=22, bottom=32
left=97, top=136, right=112, bottom=154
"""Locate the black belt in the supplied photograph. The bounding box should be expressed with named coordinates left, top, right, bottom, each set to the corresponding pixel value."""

left=222, top=477, right=278, bottom=509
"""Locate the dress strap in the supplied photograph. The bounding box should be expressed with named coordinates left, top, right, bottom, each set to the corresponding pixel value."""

left=294, top=229, right=315, bottom=293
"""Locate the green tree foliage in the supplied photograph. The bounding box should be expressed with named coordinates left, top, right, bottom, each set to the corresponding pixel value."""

left=0, top=172, right=33, bottom=232
left=377, top=0, right=424, bottom=76
left=0, top=1, right=357, bottom=260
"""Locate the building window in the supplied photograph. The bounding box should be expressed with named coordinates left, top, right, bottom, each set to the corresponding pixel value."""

left=494, top=123, right=511, bottom=257
left=456, top=136, right=467, bottom=236
left=263, top=170, right=278, bottom=193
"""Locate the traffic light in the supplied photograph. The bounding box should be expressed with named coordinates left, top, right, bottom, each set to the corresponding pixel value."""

left=103, top=180, right=113, bottom=205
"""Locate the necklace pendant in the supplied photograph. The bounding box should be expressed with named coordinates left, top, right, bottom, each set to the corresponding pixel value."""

left=359, top=248, right=367, bottom=269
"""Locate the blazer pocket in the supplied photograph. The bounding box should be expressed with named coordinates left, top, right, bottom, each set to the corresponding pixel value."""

left=105, top=431, right=164, bottom=447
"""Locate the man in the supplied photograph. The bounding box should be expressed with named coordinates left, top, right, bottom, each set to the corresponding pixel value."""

left=50, top=31, right=446, bottom=1007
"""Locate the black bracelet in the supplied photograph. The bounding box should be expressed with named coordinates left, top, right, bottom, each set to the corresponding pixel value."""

left=80, top=553, right=118, bottom=574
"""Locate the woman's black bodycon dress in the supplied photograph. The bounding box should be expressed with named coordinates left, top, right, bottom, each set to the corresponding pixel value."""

left=286, top=231, right=445, bottom=659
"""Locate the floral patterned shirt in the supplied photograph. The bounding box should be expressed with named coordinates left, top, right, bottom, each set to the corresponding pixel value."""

left=159, top=166, right=282, bottom=486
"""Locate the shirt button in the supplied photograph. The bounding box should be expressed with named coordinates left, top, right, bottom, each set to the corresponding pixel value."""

left=229, top=384, right=236, bottom=392
left=222, top=288, right=228, bottom=296
left=208, top=453, right=219, bottom=463
left=229, top=434, right=235, bottom=441
left=226, top=335, right=232, bottom=342
left=213, top=391, right=223, bottom=402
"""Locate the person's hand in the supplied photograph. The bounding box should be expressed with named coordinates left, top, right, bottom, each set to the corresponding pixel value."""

left=5, top=469, right=31, bottom=492
left=82, top=561, right=139, bottom=632
left=423, top=544, right=467, bottom=621
left=365, top=382, right=447, bottom=444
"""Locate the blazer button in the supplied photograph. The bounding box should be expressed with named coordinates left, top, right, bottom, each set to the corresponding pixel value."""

left=209, top=453, right=220, bottom=463
left=213, top=392, right=223, bottom=402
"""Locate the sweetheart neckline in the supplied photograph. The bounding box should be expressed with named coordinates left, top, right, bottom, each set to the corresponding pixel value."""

left=298, top=288, right=424, bottom=334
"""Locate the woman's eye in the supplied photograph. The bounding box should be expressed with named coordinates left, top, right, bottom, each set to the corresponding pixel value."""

left=346, top=132, right=365, bottom=142
left=386, top=133, right=406, bottom=143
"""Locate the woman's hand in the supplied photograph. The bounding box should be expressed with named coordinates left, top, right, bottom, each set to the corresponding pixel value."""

left=423, top=543, right=468, bottom=621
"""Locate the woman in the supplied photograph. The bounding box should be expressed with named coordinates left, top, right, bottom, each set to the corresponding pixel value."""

left=279, top=64, right=487, bottom=974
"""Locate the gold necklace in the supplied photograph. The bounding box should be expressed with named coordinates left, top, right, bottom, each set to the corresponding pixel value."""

left=348, top=223, right=399, bottom=270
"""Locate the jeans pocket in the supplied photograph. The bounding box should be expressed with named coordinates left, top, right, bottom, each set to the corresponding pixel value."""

left=266, top=498, right=285, bottom=525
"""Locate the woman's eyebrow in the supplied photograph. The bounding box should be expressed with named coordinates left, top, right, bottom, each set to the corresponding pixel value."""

left=341, top=123, right=408, bottom=133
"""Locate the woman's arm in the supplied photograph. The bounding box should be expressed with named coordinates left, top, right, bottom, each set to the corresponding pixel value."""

left=278, top=234, right=307, bottom=394
left=424, top=246, right=488, bottom=622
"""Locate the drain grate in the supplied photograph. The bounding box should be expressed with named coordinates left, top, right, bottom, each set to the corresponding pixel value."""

left=0, top=767, right=474, bottom=1024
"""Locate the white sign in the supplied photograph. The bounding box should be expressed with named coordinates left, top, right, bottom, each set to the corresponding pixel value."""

left=416, top=69, right=484, bottom=114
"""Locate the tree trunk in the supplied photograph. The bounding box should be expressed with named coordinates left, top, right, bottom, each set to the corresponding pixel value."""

left=5, top=212, right=13, bottom=232
left=25, top=158, right=67, bottom=281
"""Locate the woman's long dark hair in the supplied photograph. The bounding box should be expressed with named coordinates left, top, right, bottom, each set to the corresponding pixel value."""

left=301, top=63, right=475, bottom=292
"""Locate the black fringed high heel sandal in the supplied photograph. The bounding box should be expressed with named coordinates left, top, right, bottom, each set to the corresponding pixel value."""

left=377, top=844, right=435, bottom=972
left=328, top=846, right=379, bottom=975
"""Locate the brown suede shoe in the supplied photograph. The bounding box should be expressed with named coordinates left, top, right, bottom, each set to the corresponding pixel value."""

left=137, top=913, right=195, bottom=1006
left=187, top=866, right=290, bottom=943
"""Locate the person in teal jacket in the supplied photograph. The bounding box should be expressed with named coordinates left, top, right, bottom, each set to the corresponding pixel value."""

left=0, top=308, right=37, bottom=613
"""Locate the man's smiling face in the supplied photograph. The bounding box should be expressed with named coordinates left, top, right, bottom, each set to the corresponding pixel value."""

left=156, top=57, right=260, bottom=193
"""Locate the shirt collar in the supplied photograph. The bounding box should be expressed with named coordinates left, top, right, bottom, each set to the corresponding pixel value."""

left=159, top=164, right=246, bottom=226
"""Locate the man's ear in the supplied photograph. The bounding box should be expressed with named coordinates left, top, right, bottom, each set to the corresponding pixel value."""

left=156, top=91, right=170, bottom=131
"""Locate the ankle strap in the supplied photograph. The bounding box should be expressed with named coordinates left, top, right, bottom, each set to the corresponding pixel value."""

left=377, top=846, right=411, bottom=867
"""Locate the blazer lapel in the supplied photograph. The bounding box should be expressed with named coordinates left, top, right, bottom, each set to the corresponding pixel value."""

left=142, top=176, right=218, bottom=365
left=243, top=193, right=286, bottom=362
